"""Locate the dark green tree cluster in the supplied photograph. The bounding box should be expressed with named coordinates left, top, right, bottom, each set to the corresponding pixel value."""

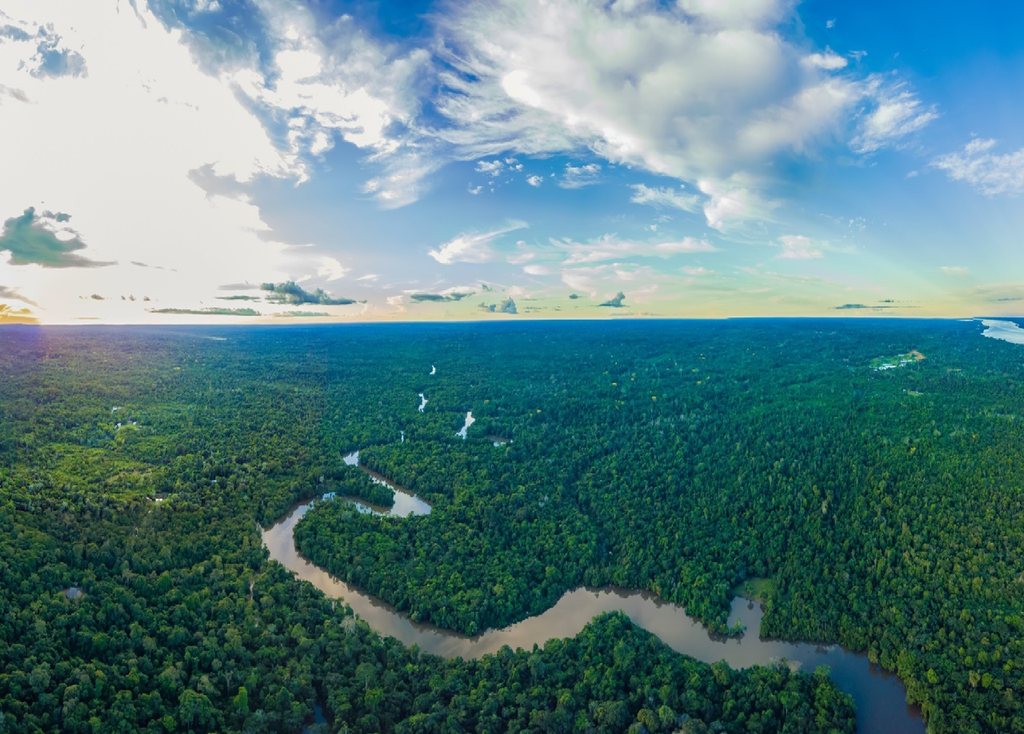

left=290, top=319, right=1024, bottom=733
left=0, top=323, right=858, bottom=733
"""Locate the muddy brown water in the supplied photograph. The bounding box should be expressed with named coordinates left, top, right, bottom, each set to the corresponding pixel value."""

left=264, top=480, right=924, bottom=733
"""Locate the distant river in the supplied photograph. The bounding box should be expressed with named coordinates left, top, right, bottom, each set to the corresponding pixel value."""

left=264, top=479, right=924, bottom=733
left=980, top=319, right=1024, bottom=344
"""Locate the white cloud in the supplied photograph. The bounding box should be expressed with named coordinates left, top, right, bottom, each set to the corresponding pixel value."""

left=317, top=256, right=348, bottom=281
left=931, top=138, right=1024, bottom=196
left=560, top=163, right=601, bottom=189
left=851, top=79, right=938, bottom=154
left=0, top=0, right=304, bottom=322
left=676, top=0, right=788, bottom=30
left=826, top=19, right=836, bottom=29
left=358, top=273, right=380, bottom=281
left=506, top=248, right=536, bottom=265
left=526, top=175, right=544, bottom=187
left=681, top=266, right=712, bottom=275
left=433, top=0, right=936, bottom=204
left=699, top=178, right=779, bottom=232
left=386, top=294, right=406, bottom=311
left=468, top=184, right=483, bottom=195
left=523, top=264, right=553, bottom=275
left=939, top=265, right=970, bottom=276
left=739, top=79, right=861, bottom=158
left=653, top=238, right=717, bottom=254
left=777, top=235, right=824, bottom=259
left=629, top=184, right=700, bottom=212
left=561, top=270, right=596, bottom=296
left=800, top=50, right=847, bottom=71
left=555, top=234, right=717, bottom=265
left=232, top=0, right=433, bottom=206
left=428, top=221, right=528, bottom=264
left=476, top=159, right=504, bottom=176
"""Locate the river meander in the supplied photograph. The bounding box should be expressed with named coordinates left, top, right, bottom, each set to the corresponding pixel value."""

left=263, top=468, right=924, bottom=733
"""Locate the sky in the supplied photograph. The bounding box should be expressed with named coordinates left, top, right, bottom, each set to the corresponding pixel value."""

left=1, top=0, right=1023, bottom=324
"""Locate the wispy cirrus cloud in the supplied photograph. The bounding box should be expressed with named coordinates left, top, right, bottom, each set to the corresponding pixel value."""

left=556, top=234, right=717, bottom=265
left=777, top=235, right=824, bottom=260
left=629, top=184, right=701, bottom=213
left=429, top=221, right=528, bottom=264
left=850, top=79, right=938, bottom=154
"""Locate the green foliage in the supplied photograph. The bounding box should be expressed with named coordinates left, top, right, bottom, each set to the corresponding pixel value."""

left=2, top=319, right=1023, bottom=732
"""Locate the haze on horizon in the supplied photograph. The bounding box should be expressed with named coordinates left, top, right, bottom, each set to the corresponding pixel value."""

left=1, top=0, right=1023, bottom=325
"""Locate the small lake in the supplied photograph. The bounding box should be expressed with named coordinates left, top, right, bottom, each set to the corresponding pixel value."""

left=263, top=492, right=924, bottom=733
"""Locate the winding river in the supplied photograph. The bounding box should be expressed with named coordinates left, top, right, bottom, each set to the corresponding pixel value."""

left=264, top=462, right=924, bottom=733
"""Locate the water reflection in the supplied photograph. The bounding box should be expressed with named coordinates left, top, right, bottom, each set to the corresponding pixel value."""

left=457, top=411, right=475, bottom=439
left=980, top=319, right=1024, bottom=345
left=337, top=452, right=431, bottom=517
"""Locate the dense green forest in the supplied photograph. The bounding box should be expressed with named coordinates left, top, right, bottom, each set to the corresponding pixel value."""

left=2, top=319, right=1023, bottom=732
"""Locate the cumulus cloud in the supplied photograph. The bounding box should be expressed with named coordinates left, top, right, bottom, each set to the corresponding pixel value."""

left=629, top=184, right=701, bottom=213
left=476, top=160, right=504, bottom=177
left=0, top=208, right=113, bottom=268
left=598, top=291, right=626, bottom=308
left=479, top=296, right=517, bottom=314
left=931, top=138, right=1024, bottom=196
left=260, top=281, right=356, bottom=305
left=429, top=221, right=528, bottom=264
left=526, top=175, right=544, bottom=187
left=410, top=289, right=474, bottom=302
left=433, top=0, right=936, bottom=215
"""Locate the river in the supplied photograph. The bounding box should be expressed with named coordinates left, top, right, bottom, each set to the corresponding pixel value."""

left=980, top=318, right=1024, bottom=344
left=263, top=477, right=924, bottom=733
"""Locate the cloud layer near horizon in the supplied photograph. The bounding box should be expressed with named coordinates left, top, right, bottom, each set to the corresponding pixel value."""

left=0, top=0, right=1021, bottom=323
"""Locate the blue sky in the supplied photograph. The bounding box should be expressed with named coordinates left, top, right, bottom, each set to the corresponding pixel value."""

left=1, top=0, right=1023, bottom=323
